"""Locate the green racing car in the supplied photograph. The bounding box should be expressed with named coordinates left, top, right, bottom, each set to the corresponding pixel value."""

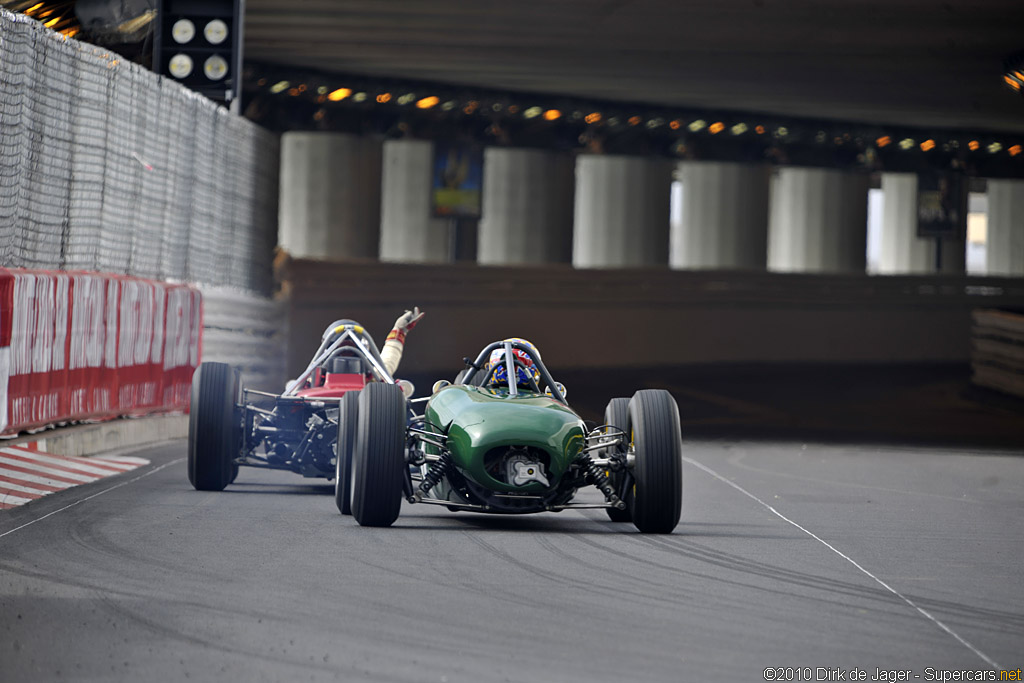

left=340, top=338, right=684, bottom=534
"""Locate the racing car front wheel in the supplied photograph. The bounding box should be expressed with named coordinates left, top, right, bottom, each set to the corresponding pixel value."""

left=628, top=389, right=683, bottom=534
left=188, top=362, right=240, bottom=492
left=351, top=382, right=406, bottom=527
left=334, top=390, right=360, bottom=515
left=602, top=397, right=633, bottom=523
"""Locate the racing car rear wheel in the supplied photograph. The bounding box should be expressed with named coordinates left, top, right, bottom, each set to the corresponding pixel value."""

left=187, top=362, right=240, bottom=492
left=628, top=389, right=682, bottom=534
left=334, top=390, right=360, bottom=515
left=351, top=382, right=406, bottom=527
left=602, top=397, right=633, bottom=523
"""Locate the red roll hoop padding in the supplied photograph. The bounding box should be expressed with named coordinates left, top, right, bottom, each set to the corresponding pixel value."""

left=0, top=268, right=203, bottom=435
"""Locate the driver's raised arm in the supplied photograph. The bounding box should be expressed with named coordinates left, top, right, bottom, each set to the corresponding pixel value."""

left=380, top=307, right=425, bottom=376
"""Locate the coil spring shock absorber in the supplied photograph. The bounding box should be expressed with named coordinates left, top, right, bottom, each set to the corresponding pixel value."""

left=580, top=455, right=626, bottom=510
left=414, top=452, right=453, bottom=501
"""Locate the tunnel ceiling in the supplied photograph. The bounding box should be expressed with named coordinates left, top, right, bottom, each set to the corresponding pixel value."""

left=242, top=0, right=1024, bottom=134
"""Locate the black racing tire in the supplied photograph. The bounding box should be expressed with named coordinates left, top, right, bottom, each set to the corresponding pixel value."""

left=187, top=362, right=240, bottom=492
left=628, top=389, right=683, bottom=534
left=351, top=382, right=407, bottom=527
left=334, top=390, right=360, bottom=515
left=603, top=397, right=633, bottom=523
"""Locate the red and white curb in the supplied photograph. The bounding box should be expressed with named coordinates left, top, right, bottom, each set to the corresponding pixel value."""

left=0, top=445, right=149, bottom=510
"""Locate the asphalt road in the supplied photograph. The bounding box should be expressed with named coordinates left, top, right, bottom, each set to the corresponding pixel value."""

left=1, top=439, right=1022, bottom=682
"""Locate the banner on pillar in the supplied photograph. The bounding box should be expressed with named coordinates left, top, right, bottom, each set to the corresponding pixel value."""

left=917, top=172, right=967, bottom=238
left=0, top=268, right=202, bottom=436
left=432, top=143, right=484, bottom=218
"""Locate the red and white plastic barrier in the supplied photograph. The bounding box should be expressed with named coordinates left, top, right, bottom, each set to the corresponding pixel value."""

left=0, top=268, right=202, bottom=436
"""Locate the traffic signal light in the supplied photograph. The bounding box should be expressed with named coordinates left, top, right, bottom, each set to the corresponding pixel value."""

left=153, top=0, right=243, bottom=105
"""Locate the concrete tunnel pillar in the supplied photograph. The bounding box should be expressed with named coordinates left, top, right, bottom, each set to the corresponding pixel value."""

left=278, top=132, right=382, bottom=260
left=985, top=179, right=1024, bottom=276
left=767, top=166, right=869, bottom=273
left=877, top=172, right=966, bottom=275
left=672, top=161, right=771, bottom=269
left=478, top=148, right=575, bottom=265
left=379, top=139, right=451, bottom=263
left=572, top=155, right=672, bottom=268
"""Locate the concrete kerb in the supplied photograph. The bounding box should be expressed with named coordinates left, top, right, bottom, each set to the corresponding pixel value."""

left=4, top=414, right=188, bottom=458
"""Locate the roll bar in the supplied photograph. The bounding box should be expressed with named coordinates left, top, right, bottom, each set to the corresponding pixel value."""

left=459, top=340, right=567, bottom=405
left=283, top=323, right=394, bottom=396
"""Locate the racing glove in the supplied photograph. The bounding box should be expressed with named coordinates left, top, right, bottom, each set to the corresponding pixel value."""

left=386, top=307, right=425, bottom=345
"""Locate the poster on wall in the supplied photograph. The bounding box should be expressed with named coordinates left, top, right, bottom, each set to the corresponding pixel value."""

left=917, top=172, right=967, bottom=238
left=432, top=143, right=484, bottom=218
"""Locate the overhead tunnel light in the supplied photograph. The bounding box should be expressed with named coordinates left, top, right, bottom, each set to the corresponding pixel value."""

left=1003, top=51, right=1024, bottom=95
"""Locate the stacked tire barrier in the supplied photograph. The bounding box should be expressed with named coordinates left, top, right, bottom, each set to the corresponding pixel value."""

left=971, top=309, right=1024, bottom=398
left=0, top=268, right=202, bottom=436
left=199, top=286, right=287, bottom=392
left=0, top=8, right=279, bottom=293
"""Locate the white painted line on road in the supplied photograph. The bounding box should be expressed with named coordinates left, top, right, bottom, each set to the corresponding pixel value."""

left=0, top=458, right=183, bottom=539
left=0, top=493, right=33, bottom=506
left=682, top=455, right=1002, bottom=672
left=0, top=480, right=49, bottom=496
left=0, top=448, right=150, bottom=510
left=0, top=454, right=100, bottom=482
left=1, top=447, right=137, bottom=476
left=94, top=455, right=150, bottom=468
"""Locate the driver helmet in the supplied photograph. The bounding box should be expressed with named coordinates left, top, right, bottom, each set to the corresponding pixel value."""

left=322, top=319, right=377, bottom=350
left=486, top=338, right=541, bottom=389
left=321, top=319, right=375, bottom=377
